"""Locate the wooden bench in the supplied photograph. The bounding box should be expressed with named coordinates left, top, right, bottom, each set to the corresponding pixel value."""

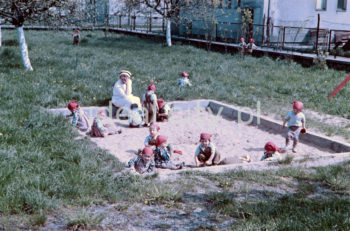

left=334, top=32, right=350, bottom=50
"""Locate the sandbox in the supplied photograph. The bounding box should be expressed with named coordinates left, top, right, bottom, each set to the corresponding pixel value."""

left=50, top=100, right=350, bottom=174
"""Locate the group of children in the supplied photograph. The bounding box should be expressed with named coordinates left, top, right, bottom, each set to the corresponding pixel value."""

left=239, top=37, right=257, bottom=56
left=67, top=70, right=306, bottom=174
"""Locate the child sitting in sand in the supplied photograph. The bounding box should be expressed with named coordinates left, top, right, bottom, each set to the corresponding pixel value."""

left=142, top=82, right=158, bottom=126
left=194, top=133, right=221, bottom=167
left=261, top=141, right=281, bottom=161
left=156, top=98, right=171, bottom=122
left=282, top=101, right=306, bottom=153
left=154, top=135, right=184, bottom=170
left=90, top=110, right=121, bottom=137
left=129, top=103, right=144, bottom=128
left=68, top=100, right=89, bottom=131
left=177, top=72, right=192, bottom=87
left=144, top=123, right=160, bottom=147
left=127, top=147, right=155, bottom=174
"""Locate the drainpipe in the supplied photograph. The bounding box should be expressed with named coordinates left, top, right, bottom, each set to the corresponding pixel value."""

left=267, top=0, right=271, bottom=20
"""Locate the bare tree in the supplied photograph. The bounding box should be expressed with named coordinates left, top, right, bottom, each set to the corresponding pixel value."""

left=0, top=0, right=74, bottom=71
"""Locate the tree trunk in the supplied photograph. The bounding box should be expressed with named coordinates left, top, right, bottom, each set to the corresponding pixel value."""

left=166, top=18, right=172, bottom=47
left=17, top=26, right=33, bottom=71
left=0, top=26, right=2, bottom=47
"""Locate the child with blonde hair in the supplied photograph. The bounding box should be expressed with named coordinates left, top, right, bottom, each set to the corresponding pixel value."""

left=144, top=123, right=160, bottom=147
left=194, top=133, right=221, bottom=167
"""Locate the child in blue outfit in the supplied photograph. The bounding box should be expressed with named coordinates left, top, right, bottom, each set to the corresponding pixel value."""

left=261, top=142, right=281, bottom=161
left=127, top=147, right=155, bottom=174
left=144, top=123, right=160, bottom=147
left=154, top=135, right=184, bottom=170
left=177, top=72, right=192, bottom=87
left=282, top=101, right=306, bottom=153
left=67, top=100, right=89, bottom=131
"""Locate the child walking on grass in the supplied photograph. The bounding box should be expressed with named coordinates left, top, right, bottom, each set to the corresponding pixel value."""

left=194, top=133, right=221, bottom=167
left=68, top=100, right=89, bottom=131
left=261, top=142, right=281, bottom=161
left=142, top=82, right=158, bottom=126
left=90, top=110, right=121, bottom=137
left=127, top=147, right=155, bottom=174
left=282, top=101, right=306, bottom=153
left=154, top=135, right=184, bottom=170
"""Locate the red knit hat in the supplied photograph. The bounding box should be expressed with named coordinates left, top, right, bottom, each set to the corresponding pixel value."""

left=142, top=147, right=154, bottom=156
left=157, top=98, right=165, bottom=108
left=150, top=123, right=160, bottom=131
left=98, top=110, right=106, bottom=116
left=200, top=133, right=211, bottom=141
left=293, top=101, right=303, bottom=111
left=249, top=38, right=255, bottom=43
left=147, top=82, right=156, bottom=92
left=264, top=142, right=280, bottom=152
left=182, top=72, right=189, bottom=78
left=155, top=135, right=167, bottom=147
left=68, top=100, right=79, bottom=112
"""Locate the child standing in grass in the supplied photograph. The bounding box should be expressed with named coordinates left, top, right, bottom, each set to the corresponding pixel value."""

left=239, top=37, right=247, bottom=56
left=194, top=133, right=221, bottom=167
left=142, top=82, right=158, bottom=126
left=156, top=98, right=171, bottom=122
left=154, top=135, right=184, bottom=170
left=144, top=123, right=160, bottom=147
left=261, top=142, right=281, bottom=161
left=68, top=100, right=89, bottom=131
left=72, top=29, right=80, bottom=45
left=90, top=110, right=121, bottom=137
left=127, top=147, right=155, bottom=174
left=177, top=71, right=192, bottom=87
left=282, top=101, right=306, bottom=153
left=247, top=38, right=257, bottom=54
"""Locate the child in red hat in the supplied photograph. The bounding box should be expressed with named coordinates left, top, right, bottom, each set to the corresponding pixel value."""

left=72, top=29, right=80, bottom=45
left=156, top=98, right=171, bottom=122
left=247, top=38, right=257, bottom=54
left=194, top=133, right=221, bottom=167
left=282, top=101, right=306, bottom=153
left=261, top=141, right=281, bottom=161
left=90, top=110, right=121, bottom=137
left=127, top=147, right=155, bottom=174
left=144, top=123, right=160, bottom=146
left=142, top=81, right=158, bottom=126
left=67, top=100, right=89, bottom=131
left=177, top=71, right=192, bottom=87
left=154, top=135, right=184, bottom=170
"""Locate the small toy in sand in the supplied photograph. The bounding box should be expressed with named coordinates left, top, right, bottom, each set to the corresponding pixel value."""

left=194, top=133, right=221, bottom=167
left=90, top=110, right=121, bottom=137
left=177, top=72, right=192, bottom=87
left=282, top=101, right=306, bottom=153
left=127, top=147, right=155, bottom=174
left=142, top=81, right=158, bottom=126
left=239, top=154, right=251, bottom=163
left=67, top=100, right=89, bottom=131
left=261, top=142, right=281, bottom=161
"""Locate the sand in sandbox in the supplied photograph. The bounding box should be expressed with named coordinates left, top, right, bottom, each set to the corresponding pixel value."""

left=80, top=108, right=334, bottom=168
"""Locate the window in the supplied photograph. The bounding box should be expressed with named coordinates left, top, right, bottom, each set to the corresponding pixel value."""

left=219, top=0, right=223, bottom=8
left=316, top=0, right=327, bottom=10
left=337, top=0, right=347, bottom=10
left=237, top=0, right=241, bottom=8
left=227, top=0, right=232, bottom=9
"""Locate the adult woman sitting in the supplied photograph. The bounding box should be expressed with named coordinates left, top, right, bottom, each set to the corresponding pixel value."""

left=112, top=70, right=141, bottom=116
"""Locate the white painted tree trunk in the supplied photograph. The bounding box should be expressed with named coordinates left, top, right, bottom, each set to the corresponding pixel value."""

left=17, top=26, right=33, bottom=71
left=166, top=18, right=172, bottom=47
left=0, top=26, right=2, bottom=47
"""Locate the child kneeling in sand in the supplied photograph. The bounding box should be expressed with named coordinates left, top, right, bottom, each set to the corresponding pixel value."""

left=261, top=142, right=281, bottom=161
left=154, top=135, right=184, bottom=170
left=127, top=147, right=155, bottom=174
left=90, top=110, right=121, bottom=137
left=282, top=101, right=306, bottom=153
left=156, top=98, right=171, bottom=122
left=194, top=133, right=221, bottom=167
left=67, top=100, right=89, bottom=132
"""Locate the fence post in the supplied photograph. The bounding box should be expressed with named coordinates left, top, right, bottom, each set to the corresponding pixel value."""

left=215, top=22, right=218, bottom=41
left=266, top=17, right=270, bottom=43
left=162, top=16, right=165, bottom=33
left=316, top=13, right=320, bottom=51
left=149, top=12, right=152, bottom=32
left=119, top=15, right=122, bottom=28
left=132, top=15, right=136, bottom=30
left=262, top=14, right=265, bottom=44
left=282, top=26, right=286, bottom=48
left=328, top=30, right=332, bottom=52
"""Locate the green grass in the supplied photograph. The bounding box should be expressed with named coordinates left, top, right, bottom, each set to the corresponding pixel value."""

left=1, top=29, right=350, bottom=229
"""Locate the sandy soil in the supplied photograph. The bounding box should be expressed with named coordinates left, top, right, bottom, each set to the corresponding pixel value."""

left=79, top=106, right=335, bottom=173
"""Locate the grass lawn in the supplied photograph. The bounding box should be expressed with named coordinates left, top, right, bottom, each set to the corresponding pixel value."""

left=1, top=30, right=350, bottom=229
